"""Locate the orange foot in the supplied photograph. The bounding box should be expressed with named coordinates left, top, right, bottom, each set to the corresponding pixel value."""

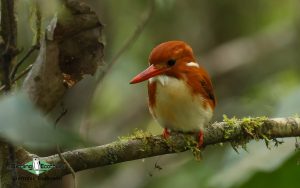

left=197, top=130, right=204, bottom=148
left=162, top=128, right=170, bottom=139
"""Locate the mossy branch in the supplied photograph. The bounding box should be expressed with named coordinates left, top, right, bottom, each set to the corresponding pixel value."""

left=35, top=117, right=300, bottom=178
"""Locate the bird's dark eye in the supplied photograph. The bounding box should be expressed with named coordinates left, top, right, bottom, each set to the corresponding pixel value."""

left=167, top=59, right=176, bottom=67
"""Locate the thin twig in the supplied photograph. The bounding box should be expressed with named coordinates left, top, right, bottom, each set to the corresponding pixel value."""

left=0, top=64, right=33, bottom=93
left=96, top=0, right=155, bottom=83
left=10, top=0, right=41, bottom=84
left=12, top=64, right=33, bottom=83
left=10, top=45, right=38, bottom=81
left=54, top=104, right=68, bottom=127
left=81, top=0, right=155, bottom=139
left=56, top=145, right=77, bottom=188
left=54, top=104, right=76, bottom=188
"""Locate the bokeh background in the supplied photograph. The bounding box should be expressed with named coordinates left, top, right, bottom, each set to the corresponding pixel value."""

left=2, top=0, right=300, bottom=187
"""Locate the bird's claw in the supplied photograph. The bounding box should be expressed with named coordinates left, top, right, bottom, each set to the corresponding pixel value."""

left=197, top=130, right=204, bottom=149
left=162, top=128, right=170, bottom=139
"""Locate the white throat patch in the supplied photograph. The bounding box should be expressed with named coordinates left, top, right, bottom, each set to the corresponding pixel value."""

left=149, top=75, right=170, bottom=86
left=149, top=75, right=169, bottom=86
left=186, top=62, right=200, bottom=68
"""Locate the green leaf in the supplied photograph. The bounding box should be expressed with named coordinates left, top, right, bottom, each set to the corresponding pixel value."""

left=0, top=93, right=85, bottom=148
left=238, top=151, right=300, bottom=188
left=208, top=140, right=295, bottom=188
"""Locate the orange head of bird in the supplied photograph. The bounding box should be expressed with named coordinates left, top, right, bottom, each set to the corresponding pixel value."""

left=130, top=41, right=197, bottom=84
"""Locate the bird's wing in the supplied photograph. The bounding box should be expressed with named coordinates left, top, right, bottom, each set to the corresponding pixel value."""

left=200, top=71, right=215, bottom=101
left=200, top=76, right=216, bottom=106
left=188, top=67, right=216, bottom=108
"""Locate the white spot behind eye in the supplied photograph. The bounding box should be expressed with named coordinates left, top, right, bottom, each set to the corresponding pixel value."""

left=186, top=62, right=200, bottom=68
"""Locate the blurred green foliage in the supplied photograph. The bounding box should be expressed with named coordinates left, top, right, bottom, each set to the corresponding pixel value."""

left=240, top=151, right=300, bottom=188
left=0, top=93, right=85, bottom=149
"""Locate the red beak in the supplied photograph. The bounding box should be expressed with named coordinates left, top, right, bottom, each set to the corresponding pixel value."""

left=130, top=65, right=166, bottom=84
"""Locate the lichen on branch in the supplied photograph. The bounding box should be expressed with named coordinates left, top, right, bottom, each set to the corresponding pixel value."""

left=222, top=115, right=272, bottom=151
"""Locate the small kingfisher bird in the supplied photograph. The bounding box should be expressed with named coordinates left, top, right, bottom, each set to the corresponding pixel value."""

left=130, top=41, right=216, bottom=147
